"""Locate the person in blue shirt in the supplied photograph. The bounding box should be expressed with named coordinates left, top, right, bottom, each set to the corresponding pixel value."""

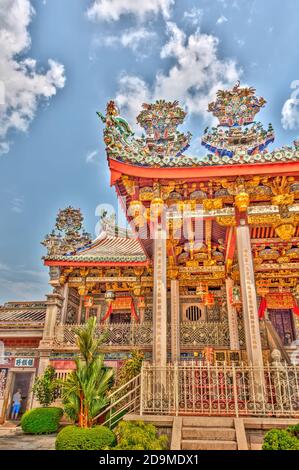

left=11, top=389, right=22, bottom=420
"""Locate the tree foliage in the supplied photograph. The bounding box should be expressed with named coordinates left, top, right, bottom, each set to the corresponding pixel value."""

left=61, top=317, right=114, bottom=428
left=32, top=366, right=59, bottom=407
left=116, top=350, right=144, bottom=388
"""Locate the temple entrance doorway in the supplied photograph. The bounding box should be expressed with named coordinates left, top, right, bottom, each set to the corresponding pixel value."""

left=268, top=309, right=295, bottom=346
left=6, top=371, right=34, bottom=420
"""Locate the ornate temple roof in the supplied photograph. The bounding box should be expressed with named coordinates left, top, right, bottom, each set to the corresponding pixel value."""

left=43, top=207, right=148, bottom=265
left=99, top=83, right=299, bottom=169
left=0, top=302, right=47, bottom=323
left=45, top=234, right=148, bottom=264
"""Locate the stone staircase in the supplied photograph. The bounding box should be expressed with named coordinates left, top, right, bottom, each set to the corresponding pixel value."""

left=181, top=417, right=238, bottom=450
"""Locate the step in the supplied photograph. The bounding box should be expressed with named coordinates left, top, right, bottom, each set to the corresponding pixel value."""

left=182, top=417, right=234, bottom=428
left=182, top=439, right=237, bottom=450
left=182, top=426, right=236, bottom=441
left=250, top=443, right=263, bottom=451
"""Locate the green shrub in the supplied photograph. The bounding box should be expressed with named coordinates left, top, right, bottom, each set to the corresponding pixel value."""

left=114, top=420, right=168, bottom=450
left=287, top=423, right=299, bottom=438
left=55, top=425, right=116, bottom=450
left=21, top=407, right=63, bottom=435
left=262, top=428, right=299, bottom=450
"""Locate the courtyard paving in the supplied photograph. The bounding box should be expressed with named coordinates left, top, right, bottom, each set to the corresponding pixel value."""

left=0, top=429, right=56, bottom=450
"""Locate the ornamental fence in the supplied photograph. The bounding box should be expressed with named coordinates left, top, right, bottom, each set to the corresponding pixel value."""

left=54, top=321, right=269, bottom=349
left=55, top=321, right=251, bottom=348
left=140, top=361, right=299, bottom=417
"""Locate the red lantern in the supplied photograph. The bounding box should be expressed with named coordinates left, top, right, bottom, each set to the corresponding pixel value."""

left=137, top=296, right=145, bottom=309
left=84, top=295, right=94, bottom=308
left=204, top=292, right=214, bottom=306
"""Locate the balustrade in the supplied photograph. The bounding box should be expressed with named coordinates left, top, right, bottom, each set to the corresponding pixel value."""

left=55, top=321, right=251, bottom=349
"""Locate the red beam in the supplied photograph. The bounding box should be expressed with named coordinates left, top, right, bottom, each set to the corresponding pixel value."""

left=109, top=158, right=299, bottom=182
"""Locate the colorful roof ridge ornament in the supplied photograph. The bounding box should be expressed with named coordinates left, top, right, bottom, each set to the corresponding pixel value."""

left=136, top=100, right=192, bottom=159
left=202, top=81, right=275, bottom=158
left=42, top=206, right=91, bottom=257
left=208, top=81, right=266, bottom=127
left=98, top=86, right=299, bottom=168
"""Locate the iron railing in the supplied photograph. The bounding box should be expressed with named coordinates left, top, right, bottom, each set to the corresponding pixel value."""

left=140, top=361, right=299, bottom=418
left=92, top=374, right=141, bottom=428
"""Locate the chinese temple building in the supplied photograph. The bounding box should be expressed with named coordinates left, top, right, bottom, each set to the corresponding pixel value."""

left=1, top=82, right=299, bottom=423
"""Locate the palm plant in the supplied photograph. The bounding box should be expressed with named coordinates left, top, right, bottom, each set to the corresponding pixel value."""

left=61, top=317, right=114, bottom=428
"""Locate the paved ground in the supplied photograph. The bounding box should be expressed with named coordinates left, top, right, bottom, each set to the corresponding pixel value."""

left=0, top=431, right=56, bottom=450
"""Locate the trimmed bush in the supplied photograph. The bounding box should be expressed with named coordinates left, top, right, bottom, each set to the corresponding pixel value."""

left=262, top=428, right=299, bottom=450
left=55, top=425, right=116, bottom=450
left=114, top=420, right=168, bottom=450
left=21, top=407, right=63, bottom=435
left=287, top=423, right=299, bottom=438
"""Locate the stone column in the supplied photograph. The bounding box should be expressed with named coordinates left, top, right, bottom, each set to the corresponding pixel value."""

left=42, top=293, right=64, bottom=342
left=225, top=278, right=240, bottom=350
left=171, top=279, right=180, bottom=362
left=38, top=292, right=64, bottom=376
left=236, top=222, right=264, bottom=369
left=60, top=282, right=69, bottom=324
left=153, top=221, right=167, bottom=366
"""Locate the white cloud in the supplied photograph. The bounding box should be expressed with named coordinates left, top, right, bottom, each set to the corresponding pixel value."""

left=0, top=262, right=10, bottom=271
left=102, top=27, right=157, bottom=56
left=115, top=22, right=240, bottom=125
left=281, top=81, right=299, bottom=131
left=116, top=75, right=151, bottom=126
left=87, top=0, right=174, bottom=22
left=216, top=15, right=228, bottom=25
left=86, top=149, right=98, bottom=163
left=0, top=0, right=66, bottom=154
left=183, top=7, right=203, bottom=26
left=236, top=38, right=245, bottom=47
left=0, top=277, right=48, bottom=303
left=0, top=262, right=49, bottom=304
left=11, top=196, right=24, bottom=213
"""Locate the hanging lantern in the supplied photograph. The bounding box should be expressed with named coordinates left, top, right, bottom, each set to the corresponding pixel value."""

left=128, top=200, right=143, bottom=218
left=196, top=283, right=206, bottom=297
left=84, top=295, right=94, bottom=308
left=204, top=291, right=214, bottom=306
left=133, top=215, right=146, bottom=228
left=137, top=296, right=145, bottom=309
left=257, top=280, right=269, bottom=297
left=132, top=285, right=142, bottom=297
left=104, top=290, right=115, bottom=304
left=78, top=285, right=87, bottom=296
left=150, top=197, right=164, bottom=218
left=235, top=191, right=250, bottom=212
left=176, top=201, right=185, bottom=213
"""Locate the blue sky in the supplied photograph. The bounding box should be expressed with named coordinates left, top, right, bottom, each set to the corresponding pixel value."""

left=0, top=0, right=299, bottom=303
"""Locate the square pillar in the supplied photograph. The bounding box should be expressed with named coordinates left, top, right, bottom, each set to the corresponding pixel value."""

left=236, top=222, right=264, bottom=369
left=225, top=278, right=240, bottom=351
left=153, top=222, right=167, bottom=366
left=171, top=279, right=180, bottom=362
